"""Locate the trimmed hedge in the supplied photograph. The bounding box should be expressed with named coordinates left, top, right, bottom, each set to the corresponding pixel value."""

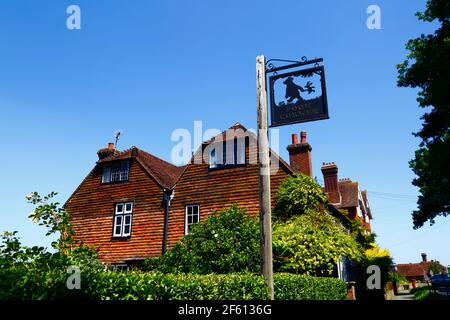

left=86, top=272, right=268, bottom=300
left=0, top=268, right=348, bottom=300
left=86, top=272, right=347, bottom=300
left=274, top=273, right=348, bottom=300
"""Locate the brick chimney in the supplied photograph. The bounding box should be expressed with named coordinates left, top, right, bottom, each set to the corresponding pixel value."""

left=97, top=142, right=116, bottom=160
left=421, top=253, right=427, bottom=262
left=321, top=162, right=341, bottom=204
left=286, top=131, right=312, bottom=176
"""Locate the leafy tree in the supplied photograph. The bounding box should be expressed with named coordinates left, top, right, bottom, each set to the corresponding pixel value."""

left=346, top=213, right=376, bottom=250
left=272, top=175, right=364, bottom=275
left=0, top=192, right=102, bottom=299
left=428, top=260, right=444, bottom=274
left=397, top=0, right=450, bottom=228
left=272, top=211, right=363, bottom=276
left=273, top=174, right=328, bottom=221
left=389, top=271, right=409, bottom=286
left=148, top=205, right=261, bottom=274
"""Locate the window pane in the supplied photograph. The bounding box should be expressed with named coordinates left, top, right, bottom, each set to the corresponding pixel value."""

left=123, top=225, right=130, bottom=235
left=193, top=205, right=198, bottom=215
left=114, top=216, right=123, bottom=236
left=125, top=203, right=132, bottom=213
left=209, top=148, right=216, bottom=168
left=111, top=163, right=121, bottom=182
left=102, top=165, right=111, bottom=183
left=188, top=215, right=193, bottom=224
left=237, top=139, right=245, bottom=164
left=120, top=161, right=129, bottom=181
left=225, top=140, right=234, bottom=165
left=193, top=214, right=199, bottom=224
left=124, top=215, right=131, bottom=225
left=116, top=204, right=124, bottom=214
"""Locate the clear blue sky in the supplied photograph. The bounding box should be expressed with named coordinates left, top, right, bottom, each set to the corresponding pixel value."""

left=0, top=0, right=448, bottom=266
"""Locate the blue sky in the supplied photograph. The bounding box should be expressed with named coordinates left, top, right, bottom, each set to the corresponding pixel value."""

left=0, top=0, right=448, bottom=266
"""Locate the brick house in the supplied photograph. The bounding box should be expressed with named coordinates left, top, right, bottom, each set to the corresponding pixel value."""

left=396, top=253, right=447, bottom=283
left=321, top=162, right=373, bottom=232
left=66, top=123, right=372, bottom=266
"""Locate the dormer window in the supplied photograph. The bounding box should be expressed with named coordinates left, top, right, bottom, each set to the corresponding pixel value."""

left=102, top=160, right=130, bottom=183
left=208, top=138, right=245, bottom=169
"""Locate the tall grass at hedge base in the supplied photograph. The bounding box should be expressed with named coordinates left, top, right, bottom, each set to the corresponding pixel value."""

left=85, top=272, right=348, bottom=300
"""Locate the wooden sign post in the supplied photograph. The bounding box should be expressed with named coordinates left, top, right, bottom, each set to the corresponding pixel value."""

left=256, top=55, right=274, bottom=300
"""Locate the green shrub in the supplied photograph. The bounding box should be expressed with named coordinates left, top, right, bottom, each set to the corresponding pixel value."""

left=0, top=268, right=347, bottom=300
left=273, top=212, right=362, bottom=275
left=146, top=205, right=261, bottom=274
left=86, top=272, right=268, bottom=300
left=86, top=272, right=347, bottom=300
left=413, top=286, right=441, bottom=300
left=273, top=175, right=328, bottom=221
left=274, top=273, right=348, bottom=300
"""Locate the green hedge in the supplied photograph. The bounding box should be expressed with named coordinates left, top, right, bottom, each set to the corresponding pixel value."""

left=86, top=272, right=268, bottom=300
left=0, top=268, right=348, bottom=300
left=87, top=272, right=347, bottom=300
left=274, top=273, right=348, bottom=300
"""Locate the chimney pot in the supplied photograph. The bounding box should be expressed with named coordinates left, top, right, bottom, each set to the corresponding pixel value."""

left=287, top=132, right=312, bottom=177
left=300, top=131, right=307, bottom=144
left=421, top=253, right=427, bottom=262
left=97, top=143, right=116, bottom=160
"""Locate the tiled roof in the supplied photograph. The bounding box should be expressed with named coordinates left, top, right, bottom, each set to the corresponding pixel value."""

left=397, top=261, right=447, bottom=278
left=98, top=146, right=185, bottom=189
left=334, top=180, right=359, bottom=208
left=397, top=262, right=432, bottom=278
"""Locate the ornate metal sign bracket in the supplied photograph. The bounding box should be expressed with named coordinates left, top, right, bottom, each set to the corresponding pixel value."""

left=266, top=56, right=329, bottom=127
left=266, top=56, right=323, bottom=75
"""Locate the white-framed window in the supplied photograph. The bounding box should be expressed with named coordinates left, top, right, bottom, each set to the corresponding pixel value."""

left=208, top=138, right=245, bottom=169
left=102, top=160, right=130, bottom=183
left=113, top=202, right=133, bottom=237
left=236, top=138, right=245, bottom=165
left=185, top=205, right=200, bottom=235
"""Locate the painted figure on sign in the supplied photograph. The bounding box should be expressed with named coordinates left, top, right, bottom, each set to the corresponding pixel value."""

left=283, top=76, right=315, bottom=103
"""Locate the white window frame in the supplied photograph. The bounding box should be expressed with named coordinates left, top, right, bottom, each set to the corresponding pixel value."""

left=113, top=202, right=133, bottom=237
left=185, top=205, right=200, bottom=235
left=236, top=138, right=245, bottom=165
left=102, top=160, right=130, bottom=183
left=208, top=139, right=245, bottom=169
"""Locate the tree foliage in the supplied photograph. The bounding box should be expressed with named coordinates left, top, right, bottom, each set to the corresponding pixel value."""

left=147, top=204, right=261, bottom=274
left=273, top=211, right=363, bottom=276
left=272, top=175, right=364, bottom=275
left=273, top=174, right=328, bottom=221
left=0, top=192, right=102, bottom=299
left=397, top=0, right=450, bottom=228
